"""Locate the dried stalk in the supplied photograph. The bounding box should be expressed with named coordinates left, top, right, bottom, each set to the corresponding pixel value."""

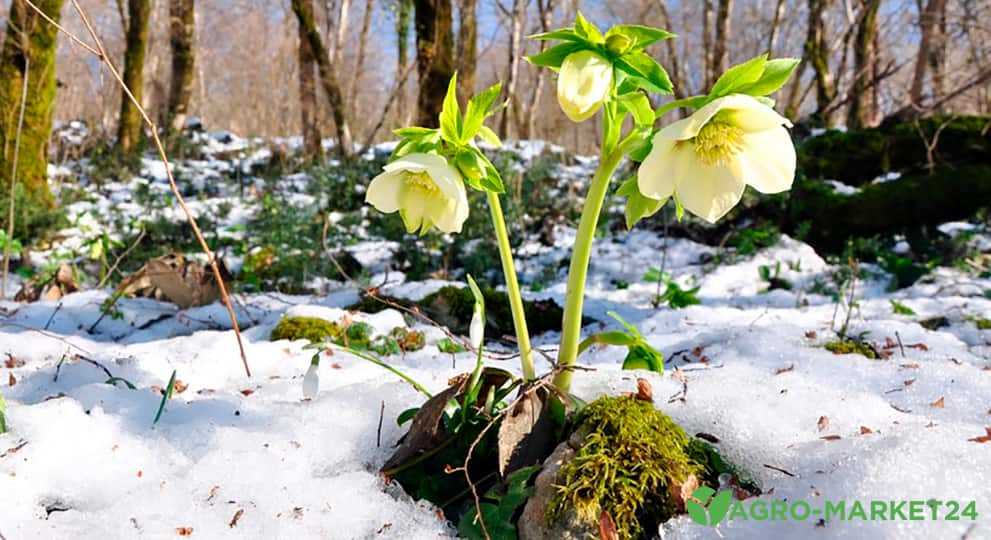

left=24, top=0, right=252, bottom=377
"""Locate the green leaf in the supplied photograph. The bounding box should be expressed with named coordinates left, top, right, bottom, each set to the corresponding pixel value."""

left=709, top=54, right=768, bottom=98
left=615, top=52, right=673, bottom=94
left=462, top=82, right=503, bottom=142
left=577, top=330, right=638, bottom=356
left=605, top=24, right=675, bottom=50
left=0, top=390, right=7, bottom=434
left=393, top=126, right=438, bottom=139
left=573, top=11, right=604, bottom=44
left=525, top=41, right=586, bottom=69
left=889, top=299, right=916, bottom=316
left=621, top=343, right=664, bottom=373
left=397, top=407, right=419, bottom=426
left=734, top=57, right=800, bottom=97
left=479, top=172, right=506, bottom=194
left=455, top=147, right=487, bottom=183
left=152, top=370, right=177, bottom=425
left=466, top=275, right=485, bottom=316
left=439, top=74, right=461, bottom=143
left=617, top=176, right=665, bottom=229
left=653, top=94, right=708, bottom=120
left=476, top=125, right=502, bottom=147
left=615, top=92, right=654, bottom=126
left=528, top=27, right=582, bottom=42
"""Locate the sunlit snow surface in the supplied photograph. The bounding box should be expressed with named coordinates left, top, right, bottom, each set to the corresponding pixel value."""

left=1, top=130, right=989, bottom=539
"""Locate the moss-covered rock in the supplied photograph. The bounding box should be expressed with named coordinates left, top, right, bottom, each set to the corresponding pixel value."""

left=270, top=316, right=342, bottom=343
left=547, top=396, right=702, bottom=539
left=799, top=116, right=991, bottom=186
left=348, top=285, right=577, bottom=338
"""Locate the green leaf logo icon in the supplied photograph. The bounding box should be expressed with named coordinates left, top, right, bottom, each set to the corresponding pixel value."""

left=686, top=486, right=733, bottom=527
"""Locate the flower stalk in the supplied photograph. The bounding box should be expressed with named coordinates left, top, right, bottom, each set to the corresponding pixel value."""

left=486, top=191, right=535, bottom=380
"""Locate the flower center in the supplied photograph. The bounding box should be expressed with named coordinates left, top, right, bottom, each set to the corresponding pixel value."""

left=404, top=171, right=439, bottom=194
left=693, top=121, right=744, bottom=167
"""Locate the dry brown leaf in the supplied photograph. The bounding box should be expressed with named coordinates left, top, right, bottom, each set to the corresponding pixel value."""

left=859, top=426, right=874, bottom=435
left=820, top=435, right=842, bottom=441
left=229, top=508, right=244, bottom=528
left=173, top=380, right=189, bottom=394
left=8, top=372, right=15, bottom=387
left=176, top=527, right=193, bottom=536
left=598, top=510, right=619, bottom=540
left=774, top=364, right=795, bottom=375
left=817, top=416, right=829, bottom=432
left=930, top=396, right=945, bottom=408
left=4, top=354, right=23, bottom=368
left=497, top=389, right=554, bottom=476
left=668, top=473, right=699, bottom=513
left=903, top=379, right=915, bottom=387
left=635, top=378, right=653, bottom=403
left=804, top=330, right=818, bottom=340
left=968, top=428, right=991, bottom=443
left=240, top=389, right=254, bottom=397
left=900, top=363, right=920, bottom=369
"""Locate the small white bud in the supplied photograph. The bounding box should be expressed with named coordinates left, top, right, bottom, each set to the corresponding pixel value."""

left=469, top=306, right=484, bottom=350
left=302, top=362, right=320, bottom=400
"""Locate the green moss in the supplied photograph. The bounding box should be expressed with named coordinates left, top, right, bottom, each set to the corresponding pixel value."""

left=270, top=316, right=342, bottom=344
left=549, top=396, right=702, bottom=539
left=824, top=339, right=878, bottom=359
left=973, top=318, right=991, bottom=331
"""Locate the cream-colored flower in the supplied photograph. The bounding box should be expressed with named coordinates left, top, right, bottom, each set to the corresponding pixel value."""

left=366, top=153, right=470, bottom=234
left=557, top=50, right=613, bottom=122
left=637, top=94, right=796, bottom=223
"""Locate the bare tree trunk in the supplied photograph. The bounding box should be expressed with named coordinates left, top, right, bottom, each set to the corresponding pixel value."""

left=767, top=0, right=787, bottom=55
left=292, top=0, right=353, bottom=158
left=805, top=0, right=838, bottom=125
left=847, top=0, right=881, bottom=129
left=927, top=2, right=947, bottom=112
left=396, top=0, right=413, bottom=122
left=0, top=0, right=65, bottom=236
left=118, top=0, right=153, bottom=154
left=711, top=0, right=733, bottom=82
left=651, top=0, right=686, bottom=99
left=456, top=0, right=476, bottom=101
left=498, top=0, right=525, bottom=138
left=414, top=0, right=455, bottom=128
left=702, top=0, right=714, bottom=87
left=332, top=0, right=351, bottom=66
left=298, top=0, right=321, bottom=156
left=347, top=0, right=374, bottom=109
left=521, top=0, right=555, bottom=138
left=167, top=0, right=195, bottom=133
left=909, top=0, right=948, bottom=108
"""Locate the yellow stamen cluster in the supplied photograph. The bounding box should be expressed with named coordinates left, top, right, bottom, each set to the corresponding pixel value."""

left=404, top=171, right=439, bottom=193
left=693, top=121, right=745, bottom=166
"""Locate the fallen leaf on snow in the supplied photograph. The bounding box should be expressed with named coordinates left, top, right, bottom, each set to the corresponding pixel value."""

left=176, top=527, right=193, bottom=536
left=774, top=364, right=795, bottom=375
left=820, top=435, right=842, bottom=441
left=817, top=416, right=829, bottom=432
left=930, top=396, right=945, bottom=408
left=967, top=428, right=991, bottom=443
left=859, top=426, right=874, bottom=435
left=229, top=508, right=244, bottom=528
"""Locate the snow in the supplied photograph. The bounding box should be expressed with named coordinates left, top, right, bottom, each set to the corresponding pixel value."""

left=1, top=129, right=990, bottom=539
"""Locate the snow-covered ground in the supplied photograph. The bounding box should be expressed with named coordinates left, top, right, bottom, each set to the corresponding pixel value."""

left=1, top=127, right=990, bottom=539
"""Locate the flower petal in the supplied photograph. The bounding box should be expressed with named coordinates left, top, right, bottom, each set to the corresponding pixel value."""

left=383, top=152, right=449, bottom=174
left=716, top=94, right=793, bottom=132
left=637, top=136, right=681, bottom=200
left=676, top=161, right=746, bottom=223
left=398, top=185, right=430, bottom=234
left=365, top=171, right=403, bottom=213
left=424, top=157, right=467, bottom=202
left=738, top=127, right=796, bottom=193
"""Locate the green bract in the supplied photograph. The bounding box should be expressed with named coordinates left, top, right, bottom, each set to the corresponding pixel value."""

left=526, top=11, right=674, bottom=97
left=390, top=74, right=506, bottom=195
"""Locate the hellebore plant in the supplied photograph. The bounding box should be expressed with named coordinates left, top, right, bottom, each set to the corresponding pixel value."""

left=360, top=11, right=800, bottom=534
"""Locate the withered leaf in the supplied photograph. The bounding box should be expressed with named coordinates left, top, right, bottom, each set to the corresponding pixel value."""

left=967, top=428, right=991, bottom=443
left=817, top=416, right=829, bottom=432
left=859, top=426, right=874, bottom=435
left=598, top=510, right=619, bottom=540
left=774, top=364, right=795, bottom=375
left=635, top=378, right=653, bottom=403
left=820, top=435, right=842, bottom=441
left=930, top=396, right=945, bottom=408
left=497, top=388, right=555, bottom=477
left=381, top=374, right=469, bottom=474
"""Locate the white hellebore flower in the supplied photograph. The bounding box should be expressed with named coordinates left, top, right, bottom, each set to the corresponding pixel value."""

left=366, top=153, right=469, bottom=234
left=302, top=362, right=320, bottom=400
left=469, top=304, right=484, bottom=350
left=638, top=94, right=796, bottom=223
left=557, top=50, right=613, bottom=123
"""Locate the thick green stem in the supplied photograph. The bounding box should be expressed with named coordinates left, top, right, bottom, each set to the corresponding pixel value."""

left=552, top=135, right=638, bottom=393
left=485, top=191, right=535, bottom=380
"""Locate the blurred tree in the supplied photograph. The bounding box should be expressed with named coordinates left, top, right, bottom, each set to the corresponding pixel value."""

left=292, top=0, right=353, bottom=158
left=167, top=0, right=196, bottom=133
left=909, top=0, right=948, bottom=111
left=0, top=0, right=65, bottom=236
left=119, top=0, right=152, bottom=153
left=396, top=0, right=413, bottom=123
left=297, top=0, right=321, bottom=156
left=347, top=0, right=375, bottom=110
left=414, top=0, right=454, bottom=128
left=847, top=0, right=881, bottom=129
left=711, top=0, right=732, bottom=86
left=804, top=0, right=837, bottom=126
left=455, top=0, right=476, bottom=102
left=498, top=0, right=525, bottom=138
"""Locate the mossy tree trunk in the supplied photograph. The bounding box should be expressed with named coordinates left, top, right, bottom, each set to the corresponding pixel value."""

left=291, top=0, right=353, bottom=159
left=118, top=0, right=152, bottom=154
left=805, top=0, right=837, bottom=126
left=167, top=0, right=195, bottom=133
left=846, top=0, right=881, bottom=129
left=414, top=0, right=454, bottom=128
left=0, top=0, right=65, bottom=237
left=296, top=0, right=320, bottom=157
